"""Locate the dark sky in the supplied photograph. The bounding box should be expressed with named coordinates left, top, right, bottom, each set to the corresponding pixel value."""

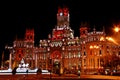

left=0, top=0, right=120, bottom=61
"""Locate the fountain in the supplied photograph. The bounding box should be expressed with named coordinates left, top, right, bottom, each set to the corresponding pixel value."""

left=16, top=58, right=38, bottom=74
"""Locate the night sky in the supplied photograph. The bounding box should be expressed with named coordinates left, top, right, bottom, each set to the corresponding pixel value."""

left=0, top=0, right=120, bottom=62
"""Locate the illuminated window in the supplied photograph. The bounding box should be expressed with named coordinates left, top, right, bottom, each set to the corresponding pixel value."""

left=78, top=52, right=80, bottom=57
left=94, top=37, right=96, bottom=41
left=69, top=52, right=71, bottom=58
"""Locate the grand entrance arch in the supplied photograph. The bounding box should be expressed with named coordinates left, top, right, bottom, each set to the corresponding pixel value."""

left=50, top=50, right=61, bottom=74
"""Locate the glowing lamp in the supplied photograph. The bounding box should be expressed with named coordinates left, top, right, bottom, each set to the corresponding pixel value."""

left=60, top=12, right=63, bottom=16
left=114, top=27, right=120, bottom=32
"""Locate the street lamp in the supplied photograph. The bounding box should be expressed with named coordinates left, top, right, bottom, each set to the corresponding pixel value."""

left=5, top=46, right=14, bottom=70
left=113, top=26, right=120, bottom=44
left=49, top=59, right=52, bottom=80
left=114, top=27, right=120, bottom=33
left=106, top=37, right=118, bottom=45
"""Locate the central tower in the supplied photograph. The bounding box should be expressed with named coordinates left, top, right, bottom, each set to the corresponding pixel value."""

left=57, top=7, right=69, bottom=27
left=52, top=7, right=74, bottom=40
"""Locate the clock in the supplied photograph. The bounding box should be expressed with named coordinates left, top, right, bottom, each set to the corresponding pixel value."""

left=51, top=51, right=61, bottom=59
left=60, top=12, right=63, bottom=16
left=54, top=30, right=63, bottom=39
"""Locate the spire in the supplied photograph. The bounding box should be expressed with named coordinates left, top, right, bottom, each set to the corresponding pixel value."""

left=57, top=7, right=69, bottom=27
left=93, top=25, right=96, bottom=33
left=103, top=26, right=106, bottom=36
left=48, top=34, right=51, bottom=39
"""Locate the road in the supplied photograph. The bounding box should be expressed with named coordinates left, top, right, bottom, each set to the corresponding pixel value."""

left=0, top=74, right=120, bottom=80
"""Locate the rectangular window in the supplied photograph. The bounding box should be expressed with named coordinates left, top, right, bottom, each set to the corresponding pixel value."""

left=90, top=50, right=92, bottom=55
left=19, top=54, right=21, bottom=58
left=84, top=52, right=86, bottom=56
left=99, top=50, right=102, bottom=55
left=84, top=59, right=86, bottom=67
left=98, top=59, right=99, bottom=67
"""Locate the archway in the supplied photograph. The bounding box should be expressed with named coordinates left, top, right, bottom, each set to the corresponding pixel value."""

left=53, top=59, right=60, bottom=74
left=50, top=50, right=61, bottom=74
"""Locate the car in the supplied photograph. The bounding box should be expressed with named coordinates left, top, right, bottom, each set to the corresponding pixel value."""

left=112, top=70, right=120, bottom=76
left=77, top=70, right=80, bottom=76
left=104, top=69, right=111, bottom=75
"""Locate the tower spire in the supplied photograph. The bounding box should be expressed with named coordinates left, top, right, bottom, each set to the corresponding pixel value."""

left=93, top=25, right=96, bottom=33
left=103, top=26, right=106, bottom=36
left=57, top=7, right=69, bottom=27
left=79, top=22, right=89, bottom=38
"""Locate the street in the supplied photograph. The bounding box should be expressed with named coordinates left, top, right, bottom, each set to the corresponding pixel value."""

left=0, top=74, right=120, bottom=80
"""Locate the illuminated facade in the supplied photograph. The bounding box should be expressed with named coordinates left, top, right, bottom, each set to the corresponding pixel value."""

left=80, top=24, right=120, bottom=74
left=5, top=7, right=120, bottom=74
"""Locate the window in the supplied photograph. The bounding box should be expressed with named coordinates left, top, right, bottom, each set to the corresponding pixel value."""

left=19, top=54, right=21, bottom=58
left=84, top=52, right=86, bottom=56
left=84, top=59, right=86, bottom=67
left=90, top=50, right=92, bottom=55
left=78, top=52, right=80, bottom=57
left=97, top=59, right=99, bottom=67
left=107, top=46, right=109, bottom=49
left=99, top=50, right=102, bottom=55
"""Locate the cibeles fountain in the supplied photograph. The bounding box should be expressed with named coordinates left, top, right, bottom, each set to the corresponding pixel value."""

left=16, top=58, right=50, bottom=75
left=0, top=58, right=38, bottom=75
left=16, top=58, right=29, bottom=74
left=16, top=58, right=38, bottom=74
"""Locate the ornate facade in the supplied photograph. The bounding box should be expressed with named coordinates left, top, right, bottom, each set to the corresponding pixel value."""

left=80, top=23, right=120, bottom=74
left=6, top=7, right=120, bottom=74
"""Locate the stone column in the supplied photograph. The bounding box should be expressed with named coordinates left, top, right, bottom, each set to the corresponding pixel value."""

left=99, top=58, right=100, bottom=68
left=60, top=57, right=63, bottom=74
left=9, top=53, right=12, bottom=69
left=35, top=53, right=37, bottom=68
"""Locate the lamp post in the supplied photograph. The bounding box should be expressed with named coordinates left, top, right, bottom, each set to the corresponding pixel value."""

left=114, top=27, right=120, bottom=33
left=26, top=63, right=29, bottom=79
left=49, top=59, right=52, bottom=80
left=5, top=46, right=14, bottom=70
left=114, top=26, right=120, bottom=44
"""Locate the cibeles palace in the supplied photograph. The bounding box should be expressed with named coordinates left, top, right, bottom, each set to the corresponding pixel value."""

left=6, top=7, right=120, bottom=74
